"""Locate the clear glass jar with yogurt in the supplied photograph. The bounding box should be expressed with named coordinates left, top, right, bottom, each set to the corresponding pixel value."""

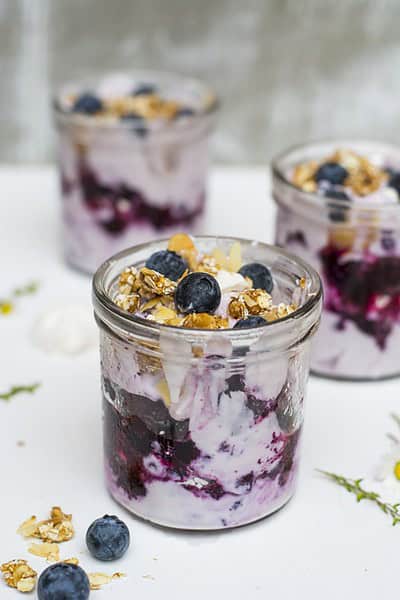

left=92, top=236, right=321, bottom=530
left=54, top=71, right=218, bottom=274
left=273, top=140, right=400, bottom=380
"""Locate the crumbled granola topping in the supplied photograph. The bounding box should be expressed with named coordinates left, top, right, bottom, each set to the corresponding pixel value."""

left=88, top=571, right=126, bottom=590
left=18, top=507, right=74, bottom=543
left=112, top=235, right=299, bottom=329
left=1, top=560, right=37, bottom=593
left=138, top=268, right=177, bottom=296
left=291, top=148, right=388, bottom=197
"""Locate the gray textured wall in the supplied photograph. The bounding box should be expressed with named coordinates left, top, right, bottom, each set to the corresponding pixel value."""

left=2, top=0, right=400, bottom=164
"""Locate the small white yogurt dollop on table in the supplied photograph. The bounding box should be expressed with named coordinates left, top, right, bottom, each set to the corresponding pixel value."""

left=31, top=303, right=97, bottom=356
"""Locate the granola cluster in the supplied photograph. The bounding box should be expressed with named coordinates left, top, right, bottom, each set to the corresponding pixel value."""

left=292, top=148, right=388, bottom=197
left=18, top=506, right=74, bottom=543
left=113, top=234, right=299, bottom=329
left=1, top=560, right=37, bottom=593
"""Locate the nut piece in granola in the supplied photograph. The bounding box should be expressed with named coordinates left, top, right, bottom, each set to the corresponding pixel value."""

left=1, top=560, right=37, bottom=593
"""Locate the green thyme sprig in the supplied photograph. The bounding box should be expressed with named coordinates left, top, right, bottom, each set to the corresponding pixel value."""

left=0, top=383, right=41, bottom=402
left=318, top=470, right=400, bottom=526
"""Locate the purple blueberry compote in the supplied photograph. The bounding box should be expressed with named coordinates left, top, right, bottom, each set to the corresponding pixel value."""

left=54, top=71, right=218, bottom=274
left=273, top=141, right=400, bottom=379
left=92, top=236, right=321, bottom=529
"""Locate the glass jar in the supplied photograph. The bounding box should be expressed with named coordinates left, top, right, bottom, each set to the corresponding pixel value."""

left=92, top=236, right=321, bottom=530
left=273, top=140, right=400, bottom=380
left=53, top=71, right=218, bottom=274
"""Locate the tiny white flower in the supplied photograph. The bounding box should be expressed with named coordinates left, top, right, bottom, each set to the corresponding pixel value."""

left=374, top=414, right=400, bottom=488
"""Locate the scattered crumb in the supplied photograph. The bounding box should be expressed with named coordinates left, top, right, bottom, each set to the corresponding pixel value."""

left=142, top=574, right=155, bottom=581
left=28, top=542, right=60, bottom=562
left=63, top=558, right=79, bottom=565
left=1, top=559, right=37, bottom=593
left=17, top=440, right=26, bottom=447
left=88, top=571, right=126, bottom=590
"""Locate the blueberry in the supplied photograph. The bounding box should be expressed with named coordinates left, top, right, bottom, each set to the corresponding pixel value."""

left=233, top=316, right=267, bottom=329
left=72, top=92, right=103, bottom=115
left=120, top=112, right=147, bottom=137
left=37, top=563, right=90, bottom=600
left=239, top=263, right=273, bottom=292
left=86, top=515, right=130, bottom=561
left=324, top=188, right=351, bottom=222
left=175, top=272, right=221, bottom=314
left=324, top=189, right=349, bottom=201
left=388, top=171, right=400, bottom=195
left=132, top=83, right=157, bottom=96
left=145, top=249, right=188, bottom=281
left=175, top=107, right=195, bottom=118
left=315, top=162, right=348, bottom=185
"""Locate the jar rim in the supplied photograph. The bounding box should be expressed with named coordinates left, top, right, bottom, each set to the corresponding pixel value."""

left=92, top=236, right=322, bottom=349
left=271, top=138, right=400, bottom=216
left=52, top=69, right=219, bottom=136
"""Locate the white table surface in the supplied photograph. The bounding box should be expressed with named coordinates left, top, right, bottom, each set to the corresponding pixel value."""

left=0, top=165, right=399, bottom=599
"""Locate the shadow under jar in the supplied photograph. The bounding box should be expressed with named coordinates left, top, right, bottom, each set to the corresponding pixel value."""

left=92, top=236, right=321, bottom=530
left=273, top=140, right=400, bottom=380
left=54, top=71, right=218, bottom=274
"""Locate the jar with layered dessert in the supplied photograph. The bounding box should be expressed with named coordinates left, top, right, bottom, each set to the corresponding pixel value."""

left=273, top=140, right=400, bottom=380
left=54, top=71, right=218, bottom=274
left=93, top=234, right=321, bottom=529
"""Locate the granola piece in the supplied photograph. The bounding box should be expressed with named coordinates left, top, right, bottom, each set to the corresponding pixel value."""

left=88, top=572, right=126, bottom=591
left=211, top=247, right=229, bottom=270
left=228, top=297, right=247, bottom=319
left=63, top=558, right=79, bottom=565
left=28, top=542, right=60, bottom=562
left=152, top=305, right=178, bottom=324
left=168, top=233, right=198, bottom=269
left=196, top=255, right=219, bottom=275
left=18, top=506, right=74, bottom=543
left=292, top=161, right=318, bottom=192
left=141, top=297, right=161, bottom=312
left=17, top=516, right=38, bottom=538
left=241, top=289, right=273, bottom=315
left=115, top=293, right=140, bottom=313
left=263, top=303, right=296, bottom=322
left=345, top=158, right=386, bottom=196
left=182, top=313, right=229, bottom=329
left=118, top=267, right=139, bottom=295
left=1, top=560, right=37, bottom=593
left=138, top=268, right=177, bottom=296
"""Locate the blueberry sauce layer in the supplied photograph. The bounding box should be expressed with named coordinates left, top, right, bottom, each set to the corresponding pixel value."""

left=103, top=374, right=301, bottom=525
left=319, top=246, right=400, bottom=349
left=61, top=161, right=205, bottom=235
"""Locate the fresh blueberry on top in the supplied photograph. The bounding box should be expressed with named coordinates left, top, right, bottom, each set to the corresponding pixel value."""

left=86, top=514, right=130, bottom=561
left=175, top=272, right=221, bottom=314
left=175, top=107, right=195, bottom=118
left=388, top=171, right=400, bottom=195
left=72, top=92, right=103, bottom=115
left=315, top=162, right=348, bottom=185
left=37, top=563, right=90, bottom=600
left=239, top=263, right=273, bottom=293
left=120, top=112, right=147, bottom=137
left=233, top=316, right=267, bottom=329
left=132, top=83, right=157, bottom=96
left=145, top=250, right=188, bottom=281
